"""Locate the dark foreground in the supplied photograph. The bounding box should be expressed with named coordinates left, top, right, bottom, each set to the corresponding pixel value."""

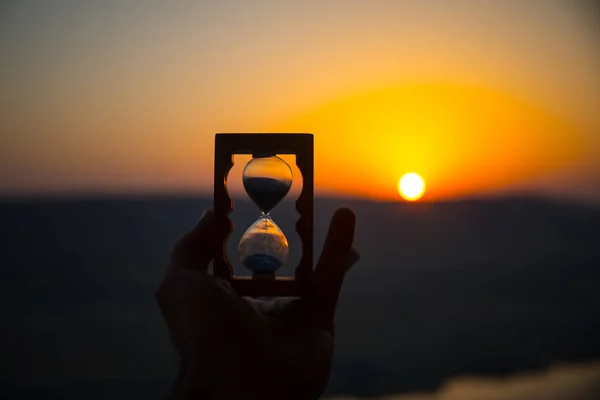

left=1, top=196, right=599, bottom=399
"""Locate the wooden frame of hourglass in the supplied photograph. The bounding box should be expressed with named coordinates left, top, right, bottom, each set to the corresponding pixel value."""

left=213, top=133, right=314, bottom=297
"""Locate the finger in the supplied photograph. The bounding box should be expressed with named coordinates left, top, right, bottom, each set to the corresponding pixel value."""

left=170, top=209, right=230, bottom=273
left=310, top=207, right=356, bottom=318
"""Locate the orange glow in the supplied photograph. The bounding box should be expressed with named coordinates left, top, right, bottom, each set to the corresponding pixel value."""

left=399, top=173, right=425, bottom=201
left=275, top=83, right=581, bottom=201
left=1, top=2, right=598, bottom=201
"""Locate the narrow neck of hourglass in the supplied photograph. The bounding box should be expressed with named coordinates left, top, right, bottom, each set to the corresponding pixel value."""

left=260, top=211, right=272, bottom=218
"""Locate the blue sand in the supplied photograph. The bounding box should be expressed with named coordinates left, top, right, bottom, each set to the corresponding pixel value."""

left=242, top=177, right=291, bottom=212
left=243, top=253, right=283, bottom=273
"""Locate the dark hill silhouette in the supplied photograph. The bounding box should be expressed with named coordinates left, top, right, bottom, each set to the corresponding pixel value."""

left=0, top=196, right=599, bottom=398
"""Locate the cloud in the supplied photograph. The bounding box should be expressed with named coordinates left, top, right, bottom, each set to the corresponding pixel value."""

left=325, top=361, right=600, bottom=400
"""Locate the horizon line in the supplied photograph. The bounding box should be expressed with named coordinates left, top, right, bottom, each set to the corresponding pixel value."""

left=0, top=190, right=598, bottom=209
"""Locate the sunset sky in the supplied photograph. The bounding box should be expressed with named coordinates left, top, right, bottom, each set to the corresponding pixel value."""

left=1, top=0, right=599, bottom=202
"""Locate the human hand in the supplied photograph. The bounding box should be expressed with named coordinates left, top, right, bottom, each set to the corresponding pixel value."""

left=156, top=208, right=358, bottom=400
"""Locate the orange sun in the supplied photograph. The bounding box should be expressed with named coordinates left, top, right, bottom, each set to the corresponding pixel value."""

left=398, top=173, right=425, bottom=201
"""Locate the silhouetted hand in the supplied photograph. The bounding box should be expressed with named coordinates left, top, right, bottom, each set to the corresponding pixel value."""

left=156, top=208, right=358, bottom=400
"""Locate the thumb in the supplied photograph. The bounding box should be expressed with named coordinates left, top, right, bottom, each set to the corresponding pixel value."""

left=170, top=209, right=230, bottom=273
left=311, top=207, right=357, bottom=319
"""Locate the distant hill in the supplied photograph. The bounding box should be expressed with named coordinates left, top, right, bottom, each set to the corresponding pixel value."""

left=1, top=196, right=599, bottom=398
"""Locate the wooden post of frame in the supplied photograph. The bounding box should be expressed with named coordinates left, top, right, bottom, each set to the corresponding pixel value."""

left=213, top=133, right=314, bottom=297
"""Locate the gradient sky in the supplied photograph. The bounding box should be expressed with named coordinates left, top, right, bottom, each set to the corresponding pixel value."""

left=1, top=0, right=599, bottom=201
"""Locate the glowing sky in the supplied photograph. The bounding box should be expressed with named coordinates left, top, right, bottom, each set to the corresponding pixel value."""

left=1, top=0, right=599, bottom=201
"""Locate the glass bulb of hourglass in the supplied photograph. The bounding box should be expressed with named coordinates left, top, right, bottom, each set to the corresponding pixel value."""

left=238, top=214, right=289, bottom=273
left=239, top=156, right=292, bottom=276
left=242, top=155, right=292, bottom=212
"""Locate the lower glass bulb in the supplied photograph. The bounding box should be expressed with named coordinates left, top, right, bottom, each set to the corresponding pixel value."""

left=238, top=214, right=288, bottom=276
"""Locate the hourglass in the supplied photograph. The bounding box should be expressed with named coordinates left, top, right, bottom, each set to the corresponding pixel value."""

left=213, top=133, right=314, bottom=297
left=239, top=155, right=292, bottom=277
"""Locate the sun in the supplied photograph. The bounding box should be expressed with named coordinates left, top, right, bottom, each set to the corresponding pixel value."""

left=398, top=173, right=426, bottom=201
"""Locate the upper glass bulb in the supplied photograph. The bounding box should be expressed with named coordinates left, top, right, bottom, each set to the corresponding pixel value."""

left=242, top=156, right=292, bottom=213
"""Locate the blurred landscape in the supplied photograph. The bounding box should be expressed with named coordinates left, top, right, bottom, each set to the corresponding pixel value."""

left=1, top=195, right=599, bottom=399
